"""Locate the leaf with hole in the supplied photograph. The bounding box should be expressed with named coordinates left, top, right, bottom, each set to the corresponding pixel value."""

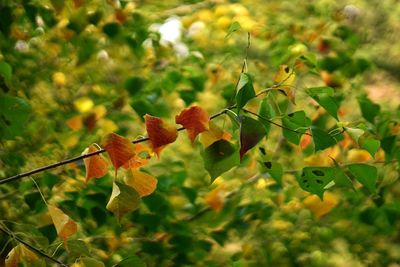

left=298, top=167, right=336, bottom=199
left=282, top=111, right=311, bottom=145
left=260, top=160, right=283, bottom=185
left=348, top=164, right=377, bottom=194
left=201, top=139, right=240, bottom=183
left=239, top=115, right=265, bottom=160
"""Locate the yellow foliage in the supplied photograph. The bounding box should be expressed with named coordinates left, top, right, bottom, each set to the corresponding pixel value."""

left=74, top=97, right=94, bottom=113
left=52, top=72, right=66, bottom=87
left=303, top=192, right=339, bottom=219
left=347, top=149, right=372, bottom=163
left=270, top=219, right=293, bottom=231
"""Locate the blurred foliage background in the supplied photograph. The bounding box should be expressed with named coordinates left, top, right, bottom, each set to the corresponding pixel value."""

left=0, top=0, right=400, bottom=266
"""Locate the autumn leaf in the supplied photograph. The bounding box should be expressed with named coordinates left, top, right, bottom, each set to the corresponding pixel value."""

left=175, top=106, right=209, bottom=143
left=103, top=133, right=136, bottom=170
left=199, top=121, right=231, bottom=148
left=5, top=244, right=44, bottom=267
left=274, top=64, right=296, bottom=104
left=82, top=144, right=109, bottom=183
left=122, top=143, right=152, bottom=169
left=303, top=192, right=339, bottom=219
left=205, top=187, right=225, bottom=212
left=48, top=204, right=78, bottom=245
left=125, top=169, right=157, bottom=197
left=106, top=182, right=141, bottom=222
left=144, top=114, right=178, bottom=156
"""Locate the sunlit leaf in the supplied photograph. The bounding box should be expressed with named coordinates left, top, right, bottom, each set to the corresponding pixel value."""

left=199, top=121, right=231, bottom=148
left=239, top=115, right=265, bottom=160
left=201, top=139, right=240, bottom=182
left=145, top=114, right=178, bottom=156
left=357, top=95, right=380, bottom=123
left=82, top=145, right=109, bottom=183
left=348, top=164, right=377, bottom=194
left=346, top=127, right=364, bottom=144
left=5, top=244, right=45, bottom=267
left=175, top=106, right=209, bottom=143
left=103, top=133, right=136, bottom=170
left=360, top=138, right=380, bottom=157
left=274, top=65, right=296, bottom=104
left=311, top=126, right=337, bottom=151
left=48, top=204, right=78, bottom=244
left=106, top=182, right=140, bottom=222
left=125, top=169, right=157, bottom=197
left=298, top=167, right=336, bottom=199
left=306, top=86, right=339, bottom=120
left=303, top=192, right=339, bottom=219
left=236, top=73, right=256, bottom=112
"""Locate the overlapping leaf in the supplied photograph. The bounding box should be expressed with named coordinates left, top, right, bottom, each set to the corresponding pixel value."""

left=239, top=115, right=265, bottom=160
left=103, top=133, right=136, bottom=170
left=273, top=65, right=296, bottom=104
left=175, top=106, right=209, bottom=143
left=306, top=87, right=339, bottom=120
left=82, top=145, right=109, bottom=183
left=236, top=73, right=255, bottom=112
left=145, top=114, right=178, bottom=156
left=348, top=164, right=377, bottom=194
left=48, top=204, right=78, bottom=244
left=106, top=182, right=140, bottom=222
left=199, top=121, right=231, bottom=148
left=5, top=244, right=44, bottom=267
left=282, top=111, right=311, bottom=145
left=125, top=169, right=157, bottom=197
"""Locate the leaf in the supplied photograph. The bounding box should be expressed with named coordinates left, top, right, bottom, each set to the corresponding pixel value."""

left=306, top=86, right=339, bottom=120
left=5, top=244, right=45, bottom=267
left=72, top=257, right=105, bottom=267
left=357, top=95, right=380, bottom=123
left=311, top=126, right=337, bottom=151
left=225, top=21, right=241, bottom=38
left=122, top=143, right=152, bottom=169
left=145, top=114, right=178, bottom=156
left=348, top=164, right=377, bottom=194
left=273, top=65, right=296, bottom=104
left=106, top=182, right=140, bottom=222
left=0, top=61, right=12, bottom=81
left=0, top=94, right=32, bottom=140
left=82, top=145, right=109, bottom=183
left=48, top=204, right=78, bottom=244
left=103, top=133, right=136, bottom=171
left=205, top=187, right=225, bottom=212
left=236, top=73, right=256, bottom=112
left=175, top=106, right=209, bottom=143
left=360, top=138, right=380, bottom=157
left=201, top=139, right=240, bottom=182
left=199, top=121, right=232, bottom=148
left=346, top=127, right=364, bottom=144
left=115, top=256, right=146, bottom=267
left=303, top=192, right=339, bottom=219
left=125, top=169, right=157, bottom=197
left=239, top=115, right=265, bottom=160
left=282, top=111, right=311, bottom=145
left=258, top=98, right=273, bottom=135
left=298, top=167, right=336, bottom=200
left=260, top=161, right=283, bottom=185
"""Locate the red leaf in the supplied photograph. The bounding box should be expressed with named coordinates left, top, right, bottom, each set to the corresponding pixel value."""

left=145, top=115, right=178, bottom=156
left=82, top=145, right=109, bottom=183
left=176, top=106, right=209, bottom=143
left=122, top=143, right=152, bottom=169
left=103, top=133, right=136, bottom=170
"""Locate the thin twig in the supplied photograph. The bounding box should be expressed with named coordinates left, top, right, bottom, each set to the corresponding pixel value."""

left=0, top=227, right=69, bottom=267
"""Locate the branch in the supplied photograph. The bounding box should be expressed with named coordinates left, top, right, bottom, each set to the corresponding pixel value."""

left=0, top=226, right=69, bottom=267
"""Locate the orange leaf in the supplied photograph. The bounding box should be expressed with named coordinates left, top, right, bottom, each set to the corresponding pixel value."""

left=125, top=169, right=158, bottom=197
left=48, top=205, right=78, bottom=245
left=123, top=143, right=152, bottom=169
left=144, top=114, right=178, bottom=156
left=103, top=133, right=136, bottom=170
left=82, top=145, right=109, bottom=183
left=176, top=106, right=209, bottom=143
left=205, top=187, right=225, bottom=212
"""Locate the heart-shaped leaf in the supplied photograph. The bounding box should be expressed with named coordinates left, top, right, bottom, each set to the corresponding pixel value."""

left=175, top=106, right=209, bottom=143
left=106, top=182, right=140, bottom=222
left=48, top=204, right=78, bottom=244
left=125, top=169, right=157, bottom=197
left=103, top=133, right=136, bottom=171
left=145, top=114, right=178, bottom=156
left=306, top=86, right=339, bottom=120
left=236, top=73, right=255, bottom=112
left=348, top=164, right=377, bottom=194
left=82, top=145, right=109, bottom=183
left=298, top=167, right=336, bottom=200
left=239, top=115, right=265, bottom=160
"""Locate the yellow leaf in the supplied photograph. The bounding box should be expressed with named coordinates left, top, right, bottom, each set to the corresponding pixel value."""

left=6, top=244, right=45, bottom=267
left=273, top=65, right=296, bottom=104
left=48, top=204, right=78, bottom=244
left=125, top=169, right=157, bottom=197
left=205, top=187, right=225, bottom=212
left=199, top=121, right=231, bottom=148
left=66, top=115, right=83, bottom=131
left=74, top=97, right=94, bottom=113
left=303, top=192, right=339, bottom=219
left=347, top=149, right=372, bottom=163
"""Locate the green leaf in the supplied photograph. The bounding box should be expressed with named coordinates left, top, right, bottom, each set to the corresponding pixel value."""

left=66, top=240, right=90, bottom=257
left=333, top=168, right=353, bottom=189
left=225, top=21, right=241, bottom=38
left=115, top=256, right=146, bottom=267
left=348, top=164, right=377, bottom=194
left=357, top=95, right=380, bottom=123
left=282, top=111, right=311, bottom=145
left=258, top=98, right=273, bottom=135
left=346, top=127, right=364, bottom=144
left=260, top=161, right=283, bottom=185
left=361, top=138, right=380, bottom=157
left=106, top=182, right=141, bottom=222
left=78, top=257, right=105, bottom=267
left=0, top=94, right=32, bottom=140
left=306, top=87, right=339, bottom=120
left=311, top=126, right=337, bottom=151
left=201, top=140, right=240, bottom=182
left=298, top=167, right=336, bottom=199
left=236, top=73, right=255, bottom=112
left=0, top=61, right=12, bottom=81
left=239, top=115, right=266, bottom=160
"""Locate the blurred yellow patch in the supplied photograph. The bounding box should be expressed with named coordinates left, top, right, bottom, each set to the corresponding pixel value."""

left=93, top=105, right=107, bottom=120
left=270, top=219, right=293, bottom=231
left=197, top=9, right=213, bottom=22
left=97, top=119, right=118, bottom=135
left=347, top=149, right=372, bottom=163
left=52, top=72, right=66, bottom=87
left=282, top=199, right=303, bottom=213
left=303, top=192, right=339, bottom=219
left=74, top=97, right=94, bottom=113
left=66, top=115, right=83, bottom=131
left=216, top=16, right=232, bottom=29
left=61, top=135, right=79, bottom=148
left=205, top=186, right=225, bottom=212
